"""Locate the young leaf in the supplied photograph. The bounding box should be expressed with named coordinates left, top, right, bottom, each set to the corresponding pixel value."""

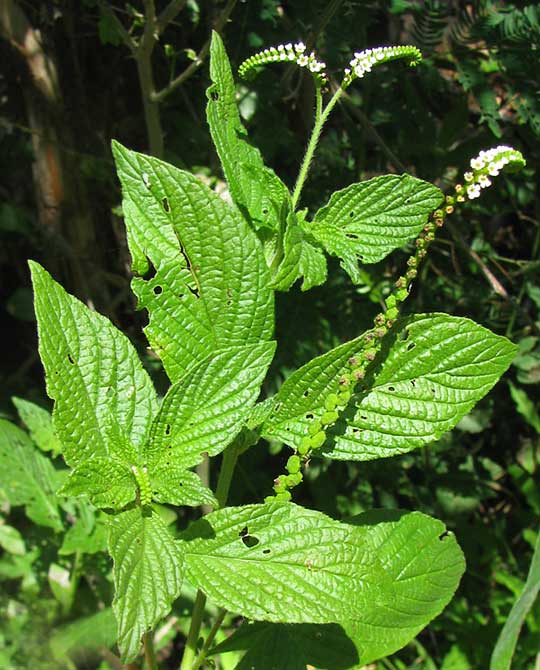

left=490, top=528, right=540, bottom=670
left=30, top=262, right=158, bottom=468
left=58, top=456, right=135, bottom=510
left=109, top=507, right=184, bottom=662
left=0, top=418, right=63, bottom=531
left=179, top=502, right=463, bottom=653
left=271, top=219, right=327, bottom=292
left=263, top=314, right=516, bottom=461
left=309, top=174, right=443, bottom=282
left=112, top=142, right=275, bottom=383
left=147, top=342, right=276, bottom=469
left=12, top=396, right=62, bottom=455
left=151, top=465, right=218, bottom=508
left=207, top=31, right=290, bottom=233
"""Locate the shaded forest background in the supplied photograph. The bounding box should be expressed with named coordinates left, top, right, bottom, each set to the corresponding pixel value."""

left=0, top=1, right=539, bottom=669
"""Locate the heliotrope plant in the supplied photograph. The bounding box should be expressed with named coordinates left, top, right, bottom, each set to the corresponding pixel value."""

left=29, top=32, right=525, bottom=669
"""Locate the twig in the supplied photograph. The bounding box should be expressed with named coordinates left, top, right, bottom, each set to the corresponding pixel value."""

left=152, top=0, right=237, bottom=103
left=157, top=0, right=188, bottom=34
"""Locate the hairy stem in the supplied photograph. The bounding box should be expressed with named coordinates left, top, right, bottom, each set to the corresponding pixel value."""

left=178, top=443, right=239, bottom=670
left=143, top=631, right=158, bottom=670
left=291, top=84, right=343, bottom=210
left=192, top=609, right=227, bottom=670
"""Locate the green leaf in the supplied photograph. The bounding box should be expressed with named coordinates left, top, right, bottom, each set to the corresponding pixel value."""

left=112, top=142, right=274, bottom=383
left=180, top=503, right=463, bottom=662
left=109, top=507, right=184, bottom=662
left=0, top=523, right=26, bottom=555
left=310, top=175, right=443, bottom=282
left=12, top=397, right=62, bottom=455
left=0, top=418, right=62, bottom=531
left=271, top=219, right=327, bottom=291
left=58, top=456, right=135, bottom=509
left=343, top=509, right=465, bottom=663
left=148, top=343, right=275, bottom=469
left=264, top=314, right=517, bottom=461
left=151, top=466, right=217, bottom=508
left=50, top=608, right=117, bottom=662
left=508, top=381, right=540, bottom=434
left=30, top=261, right=158, bottom=468
left=211, top=621, right=359, bottom=670
left=59, top=503, right=108, bottom=555
left=207, top=32, right=290, bottom=233
left=490, top=528, right=540, bottom=670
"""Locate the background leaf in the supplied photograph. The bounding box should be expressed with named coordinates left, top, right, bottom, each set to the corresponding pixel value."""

left=490, top=528, right=540, bottom=670
left=12, top=397, right=62, bottom=455
left=30, top=261, right=158, bottom=468
left=109, top=507, right=183, bottom=662
left=0, top=418, right=62, bottom=531
left=309, top=174, right=443, bottom=282
left=112, top=142, right=275, bottom=383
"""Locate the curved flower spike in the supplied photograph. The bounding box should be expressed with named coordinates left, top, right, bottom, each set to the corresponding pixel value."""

left=238, top=42, right=327, bottom=85
left=458, top=146, right=526, bottom=201
left=343, top=45, right=422, bottom=87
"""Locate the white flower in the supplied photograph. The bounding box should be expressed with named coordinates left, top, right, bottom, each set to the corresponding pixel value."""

left=470, top=157, right=484, bottom=170
left=478, top=175, right=492, bottom=188
left=466, top=184, right=481, bottom=199
left=464, top=172, right=474, bottom=182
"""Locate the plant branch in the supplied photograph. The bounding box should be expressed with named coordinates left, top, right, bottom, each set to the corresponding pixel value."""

left=157, top=0, right=188, bottom=34
left=143, top=631, right=158, bottom=670
left=178, top=442, right=239, bottom=670
left=292, top=83, right=343, bottom=209
left=192, top=608, right=227, bottom=670
left=152, top=0, right=237, bottom=103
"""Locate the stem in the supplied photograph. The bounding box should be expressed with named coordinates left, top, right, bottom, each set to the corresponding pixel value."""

left=178, top=443, right=239, bottom=670
left=143, top=631, right=158, bottom=670
left=180, top=590, right=207, bottom=670
left=291, top=84, right=343, bottom=210
left=192, top=609, right=226, bottom=670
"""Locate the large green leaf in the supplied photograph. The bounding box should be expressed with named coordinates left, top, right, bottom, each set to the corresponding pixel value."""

left=180, top=502, right=463, bottom=661
left=12, top=396, right=61, bottom=455
left=30, top=262, right=158, bottom=468
left=207, top=31, right=290, bottom=233
left=343, top=509, right=465, bottom=663
left=112, top=142, right=274, bottom=383
left=148, top=343, right=275, bottom=470
left=0, top=419, right=62, bottom=531
left=309, top=174, right=443, bottom=282
left=109, top=507, right=183, bottom=662
left=490, top=528, right=540, bottom=670
left=263, top=314, right=517, bottom=461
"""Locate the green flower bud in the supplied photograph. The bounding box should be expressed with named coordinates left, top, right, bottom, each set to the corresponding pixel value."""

left=310, top=431, right=326, bottom=449
left=325, top=393, right=339, bottom=411
left=275, top=490, right=292, bottom=502
left=308, top=421, right=322, bottom=436
left=286, top=455, right=301, bottom=474
left=338, top=389, right=352, bottom=404
left=321, top=410, right=338, bottom=425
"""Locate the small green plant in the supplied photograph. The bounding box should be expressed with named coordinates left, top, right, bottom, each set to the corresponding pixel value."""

left=27, top=33, right=526, bottom=669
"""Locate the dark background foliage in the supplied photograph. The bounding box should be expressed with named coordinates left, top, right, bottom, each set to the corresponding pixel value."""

left=0, top=1, right=539, bottom=668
